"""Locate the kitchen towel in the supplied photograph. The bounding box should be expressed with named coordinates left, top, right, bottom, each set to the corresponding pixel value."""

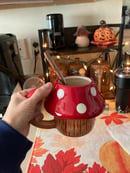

left=107, top=121, right=130, bottom=154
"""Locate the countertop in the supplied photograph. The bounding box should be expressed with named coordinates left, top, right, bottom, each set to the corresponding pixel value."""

left=26, top=99, right=130, bottom=173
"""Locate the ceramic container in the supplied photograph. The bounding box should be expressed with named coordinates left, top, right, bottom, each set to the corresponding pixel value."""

left=27, top=76, right=105, bottom=137
left=68, top=57, right=87, bottom=76
left=75, top=36, right=89, bottom=47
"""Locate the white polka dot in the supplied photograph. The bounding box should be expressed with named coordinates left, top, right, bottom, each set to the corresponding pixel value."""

left=91, top=87, right=97, bottom=96
left=55, top=112, right=62, bottom=116
left=57, top=89, right=64, bottom=99
left=76, top=103, right=87, bottom=114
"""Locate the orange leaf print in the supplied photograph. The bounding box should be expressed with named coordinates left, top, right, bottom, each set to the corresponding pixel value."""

left=32, top=136, right=48, bottom=157
left=31, top=157, right=37, bottom=163
left=101, top=112, right=128, bottom=125
left=34, top=147, right=48, bottom=157
left=34, top=136, right=44, bottom=148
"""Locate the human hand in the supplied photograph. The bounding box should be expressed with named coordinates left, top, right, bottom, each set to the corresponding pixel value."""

left=2, top=82, right=53, bottom=137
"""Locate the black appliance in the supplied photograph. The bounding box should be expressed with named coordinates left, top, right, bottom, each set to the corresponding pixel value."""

left=115, top=67, right=130, bottom=113
left=0, top=34, right=23, bottom=78
left=46, top=13, right=65, bottom=49
left=115, top=52, right=130, bottom=113
left=0, top=68, right=16, bottom=115
left=0, top=33, right=24, bottom=115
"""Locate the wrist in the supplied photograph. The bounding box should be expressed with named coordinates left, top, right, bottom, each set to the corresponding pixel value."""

left=2, top=117, right=29, bottom=137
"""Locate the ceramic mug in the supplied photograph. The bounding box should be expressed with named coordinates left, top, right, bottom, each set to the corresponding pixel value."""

left=29, top=76, right=105, bottom=137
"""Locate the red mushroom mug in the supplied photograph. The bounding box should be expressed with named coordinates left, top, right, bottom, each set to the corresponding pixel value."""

left=32, top=76, right=105, bottom=137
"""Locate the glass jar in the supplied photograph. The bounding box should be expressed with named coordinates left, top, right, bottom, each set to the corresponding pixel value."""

left=68, top=57, right=87, bottom=76
left=89, top=57, right=113, bottom=99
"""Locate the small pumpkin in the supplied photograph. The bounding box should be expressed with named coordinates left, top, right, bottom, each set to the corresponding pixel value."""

left=94, top=20, right=116, bottom=42
left=99, top=141, right=130, bottom=173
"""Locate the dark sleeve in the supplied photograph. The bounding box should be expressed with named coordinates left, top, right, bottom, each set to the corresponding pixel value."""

left=0, top=120, right=33, bottom=173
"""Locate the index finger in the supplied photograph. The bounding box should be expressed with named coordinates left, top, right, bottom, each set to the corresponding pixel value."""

left=29, top=82, right=53, bottom=104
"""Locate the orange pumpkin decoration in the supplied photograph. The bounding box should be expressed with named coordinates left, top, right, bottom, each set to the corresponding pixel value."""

left=94, top=20, right=116, bottom=43
left=99, top=141, right=130, bottom=173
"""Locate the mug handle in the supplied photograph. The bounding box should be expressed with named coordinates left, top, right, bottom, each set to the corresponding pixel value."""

left=26, top=88, right=56, bottom=129
left=31, top=119, right=56, bottom=129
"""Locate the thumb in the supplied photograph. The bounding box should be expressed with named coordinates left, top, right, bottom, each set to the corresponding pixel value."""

left=30, top=82, right=53, bottom=104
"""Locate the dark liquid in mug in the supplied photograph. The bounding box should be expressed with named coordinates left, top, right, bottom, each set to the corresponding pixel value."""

left=59, top=76, right=91, bottom=86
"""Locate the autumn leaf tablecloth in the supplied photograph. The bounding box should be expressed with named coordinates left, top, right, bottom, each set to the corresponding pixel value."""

left=27, top=101, right=130, bottom=173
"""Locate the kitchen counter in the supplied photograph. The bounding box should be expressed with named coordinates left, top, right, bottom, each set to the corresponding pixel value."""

left=26, top=99, right=130, bottom=173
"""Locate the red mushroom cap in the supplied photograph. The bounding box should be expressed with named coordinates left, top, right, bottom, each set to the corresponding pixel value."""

left=73, top=26, right=91, bottom=36
left=45, top=76, right=105, bottom=119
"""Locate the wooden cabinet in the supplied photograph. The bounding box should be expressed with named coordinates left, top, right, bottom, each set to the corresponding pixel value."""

left=0, top=0, right=95, bottom=9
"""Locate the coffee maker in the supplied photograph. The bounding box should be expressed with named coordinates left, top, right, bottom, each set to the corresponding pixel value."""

left=46, top=13, right=65, bottom=49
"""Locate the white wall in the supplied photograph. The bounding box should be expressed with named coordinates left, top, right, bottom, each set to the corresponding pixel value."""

left=0, top=0, right=123, bottom=75
left=0, top=0, right=122, bottom=39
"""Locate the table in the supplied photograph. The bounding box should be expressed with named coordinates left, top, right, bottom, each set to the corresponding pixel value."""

left=27, top=100, right=130, bottom=173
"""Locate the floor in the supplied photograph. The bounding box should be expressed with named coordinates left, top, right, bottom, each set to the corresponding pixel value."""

left=21, top=125, right=37, bottom=173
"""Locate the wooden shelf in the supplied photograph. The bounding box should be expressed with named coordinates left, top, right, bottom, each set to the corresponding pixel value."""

left=0, top=0, right=95, bottom=9
left=39, top=24, right=120, bottom=57
left=39, top=24, right=120, bottom=84
left=47, top=46, right=115, bottom=56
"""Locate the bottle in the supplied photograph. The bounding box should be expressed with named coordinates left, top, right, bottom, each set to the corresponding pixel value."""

left=114, top=52, right=130, bottom=113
